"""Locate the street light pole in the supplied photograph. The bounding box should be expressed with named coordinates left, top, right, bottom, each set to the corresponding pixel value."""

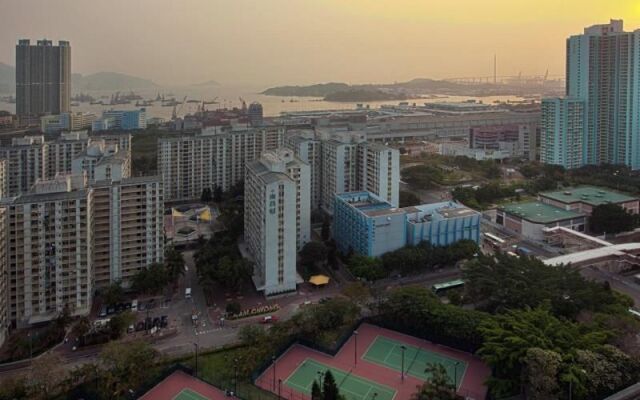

left=453, top=361, right=460, bottom=392
left=272, top=355, right=277, bottom=391
left=234, top=358, right=239, bottom=394
left=278, top=378, right=282, bottom=399
left=353, top=330, right=359, bottom=366
left=193, top=342, right=199, bottom=377
left=400, top=345, right=406, bottom=382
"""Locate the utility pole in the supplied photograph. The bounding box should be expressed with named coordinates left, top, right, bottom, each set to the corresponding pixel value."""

left=193, top=342, right=199, bottom=377
left=353, top=330, right=359, bottom=366
left=400, top=345, right=406, bottom=382
left=494, top=54, right=497, bottom=84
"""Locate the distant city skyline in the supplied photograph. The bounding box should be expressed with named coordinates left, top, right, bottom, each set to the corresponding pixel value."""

left=0, top=0, right=639, bottom=86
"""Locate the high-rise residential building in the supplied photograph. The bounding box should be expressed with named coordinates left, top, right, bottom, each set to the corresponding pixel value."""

left=158, top=126, right=285, bottom=201
left=357, top=142, right=400, bottom=208
left=285, top=130, right=400, bottom=213
left=72, top=141, right=131, bottom=182
left=286, top=131, right=322, bottom=209
left=43, top=131, right=90, bottom=179
left=0, top=207, right=7, bottom=347
left=0, top=136, right=46, bottom=196
left=245, top=149, right=309, bottom=295
left=15, top=39, right=71, bottom=118
left=563, top=20, right=640, bottom=169
left=92, top=176, right=164, bottom=288
left=540, top=98, right=585, bottom=169
left=4, top=175, right=92, bottom=327
left=320, top=133, right=363, bottom=213
left=0, top=159, right=8, bottom=199
left=1, top=170, right=163, bottom=327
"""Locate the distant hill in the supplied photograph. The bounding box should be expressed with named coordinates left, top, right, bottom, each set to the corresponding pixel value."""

left=73, top=72, right=157, bottom=91
left=0, top=63, right=15, bottom=93
left=262, top=82, right=350, bottom=97
left=0, top=64, right=156, bottom=92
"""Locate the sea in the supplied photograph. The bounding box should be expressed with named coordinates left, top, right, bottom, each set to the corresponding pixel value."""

left=0, top=84, right=528, bottom=119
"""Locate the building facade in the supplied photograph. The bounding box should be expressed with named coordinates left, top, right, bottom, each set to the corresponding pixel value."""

left=497, top=201, right=587, bottom=241
left=4, top=176, right=93, bottom=327
left=564, top=20, right=640, bottom=169
left=92, top=109, right=147, bottom=131
left=333, top=192, right=481, bottom=257
left=0, top=208, right=7, bottom=347
left=244, top=153, right=300, bottom=295
left=15, top=39, right=71, bottom=118
left=158, top=126, right=285, bottom=201
left=540, top=98, right=586, bottom=169
left=92, top=176, right=164, bottom=288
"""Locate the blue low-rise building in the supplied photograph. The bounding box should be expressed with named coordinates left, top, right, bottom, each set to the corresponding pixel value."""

left=333, top=191, right=481, bottom=257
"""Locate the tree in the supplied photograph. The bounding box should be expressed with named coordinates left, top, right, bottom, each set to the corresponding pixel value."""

left=165, top=246, right=185, bottom=283
left=102, top=282, right=125, bottom=307
left=322, top=371, right=339, bottom=400
left=341, top=282, right=371, bottom=305
left=311, top=381, right=322, bottom=400
left=72, top=316, right=92, bottom=338
left=238, top=325, right=267, bottom=346
left=300, top=241, right=328, bottom=267
left=201, top=187, right=212, bottom=202
left=0, top=376, right=29, bottom=400
left=399, top=190, right=421, bottom=208
left=226, top=301, right=242, bottom=315
left=411, top=363, right=460, bottom=400
left=213, top=185, right=223, bottom=203
left=98, top=340, right=159, bottom=399
left=30, top=353, right=65, bottom=400
left=522, top=348, right=562, bottom=400
left=589, top=203, right=635, bottom=235
left=107, top=311, right=135, bottom=339
left=347, top=255, right=387, bottom=281
left=321, top=216, right=331, bottom=241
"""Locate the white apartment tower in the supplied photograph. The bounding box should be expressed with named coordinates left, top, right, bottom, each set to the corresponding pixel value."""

left=245, top=149, right=309, bottom=295
left=285, top=131, right=323, bottom=209
left=158, top=126, right=285, bottom=201
left=358, top=142, right=400, bottom=208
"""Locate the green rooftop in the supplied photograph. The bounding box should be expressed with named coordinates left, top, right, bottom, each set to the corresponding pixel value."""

left=501, top=201, right=584, bottom=224
left=540, top=186, right=637, bottom=206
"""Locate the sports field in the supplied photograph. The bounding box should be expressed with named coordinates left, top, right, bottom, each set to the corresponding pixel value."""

left=362, top=336, right=467, bottom=388
left=285, top=359, right=396, bottom=400
left=173, top=389, right=209, bottom=400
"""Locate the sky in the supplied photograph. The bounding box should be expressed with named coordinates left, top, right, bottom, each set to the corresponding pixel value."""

left=1, top=0, right=639, bottom=87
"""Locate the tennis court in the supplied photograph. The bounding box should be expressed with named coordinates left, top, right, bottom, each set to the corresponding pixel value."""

left=173, top=389, right=209, bottom=400
left=285, top=358, right=396, bottom=400
left=362, top=336, right=467, bottom=388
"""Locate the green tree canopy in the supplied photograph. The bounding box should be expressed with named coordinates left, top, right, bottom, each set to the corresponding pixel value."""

left=589, top=203, right=637, bottom=235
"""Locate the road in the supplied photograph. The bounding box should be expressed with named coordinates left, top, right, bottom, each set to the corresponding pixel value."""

left=580, top=266, right=640, bottom=306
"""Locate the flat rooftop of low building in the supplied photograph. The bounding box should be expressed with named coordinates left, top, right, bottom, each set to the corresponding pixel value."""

left=501, top=201, right=584, bottom=224
left=337, top=191, right=404, bottom=217
left=403, top=201, right=479, bottom=223
left=540, top=186, right=638, bottom=206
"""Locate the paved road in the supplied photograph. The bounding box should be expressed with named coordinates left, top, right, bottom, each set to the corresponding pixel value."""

left=581, top=266, right=640, bottom=306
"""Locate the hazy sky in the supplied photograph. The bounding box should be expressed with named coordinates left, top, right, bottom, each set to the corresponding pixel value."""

left=1, top=0, right=639, bottom=87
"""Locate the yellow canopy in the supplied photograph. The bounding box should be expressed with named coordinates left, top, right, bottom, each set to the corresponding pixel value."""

left=309, top=275, right=330, bottom=286
left=198, top=208, right=212, bottom=222
left=171, top=208, right=185, bottom=218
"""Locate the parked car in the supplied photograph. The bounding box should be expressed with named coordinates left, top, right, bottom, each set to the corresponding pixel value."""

left=261, top=315, right=278, bottom=324
left=98, top=306, right=107, bottom=317
left=161, top=315, right=168, bottom=328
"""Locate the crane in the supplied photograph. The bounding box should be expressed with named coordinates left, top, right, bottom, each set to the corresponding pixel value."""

left=239, top=97, right=247, bottom=112
left=176, top=96, right=188, bottom=117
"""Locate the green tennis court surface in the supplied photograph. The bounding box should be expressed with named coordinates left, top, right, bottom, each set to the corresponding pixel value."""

left=362, top=336, right=467, bottom=387
left=173, top=389, right=209, bottom=400
left=285, top=359, right=396, bottom=400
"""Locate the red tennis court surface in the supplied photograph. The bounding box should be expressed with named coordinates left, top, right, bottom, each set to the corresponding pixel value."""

left=255, top=323, right=490, bottom=400
left=139, top=370, right=230, bottom=400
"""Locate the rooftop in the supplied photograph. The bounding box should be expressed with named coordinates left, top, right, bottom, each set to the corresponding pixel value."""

left=501, top=201, right=584, bottom=223
left=540, top=186, right=638, bottom=206
left=337, top=191, right=404, bottom=217
left=404, top=201, right=480, bottom=223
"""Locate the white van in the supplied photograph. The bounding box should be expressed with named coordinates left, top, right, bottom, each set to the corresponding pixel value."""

left=131, top=299, right=138, bottom=312
left=185, top=288, right=192, bottom=299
